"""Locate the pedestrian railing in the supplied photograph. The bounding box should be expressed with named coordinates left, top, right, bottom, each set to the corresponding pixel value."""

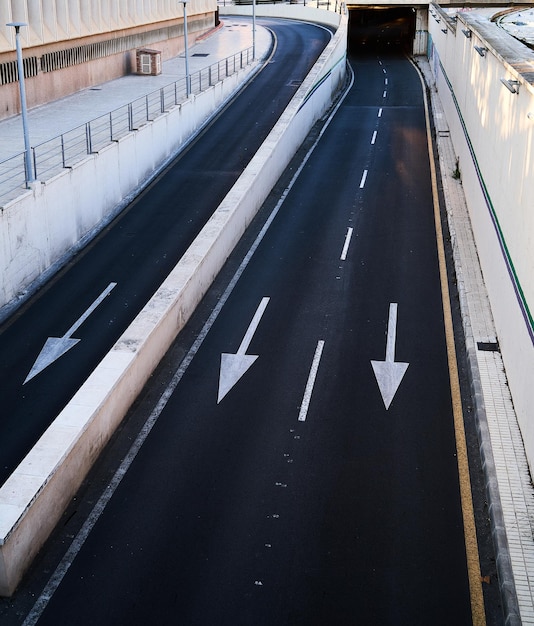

left=0, top=46, right=255, bottom=206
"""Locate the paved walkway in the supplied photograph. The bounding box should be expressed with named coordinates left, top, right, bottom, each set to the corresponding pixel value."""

left=0, top=18, right=271, bottom=157
left=416, top=57, right=534, bottom=626
left=0, top=18, right=271, bottom=203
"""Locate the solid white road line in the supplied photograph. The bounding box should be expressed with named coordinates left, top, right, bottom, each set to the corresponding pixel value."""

left=298, top=340, right=325, bottom=422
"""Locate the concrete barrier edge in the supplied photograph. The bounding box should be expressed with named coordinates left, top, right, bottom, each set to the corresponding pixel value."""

left=0, top=9, right=347, bottom=596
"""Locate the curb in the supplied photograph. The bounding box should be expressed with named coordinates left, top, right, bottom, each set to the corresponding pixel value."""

left=415, top=57, right=521, bottom=626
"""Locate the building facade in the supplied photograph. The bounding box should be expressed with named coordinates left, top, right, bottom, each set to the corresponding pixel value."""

left=0, top=0, right=217, bottom=119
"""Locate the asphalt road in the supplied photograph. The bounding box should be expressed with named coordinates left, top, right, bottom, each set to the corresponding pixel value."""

left=0, top=20, right=332, bottom=487
left=12, top=50, right=492, bottom=624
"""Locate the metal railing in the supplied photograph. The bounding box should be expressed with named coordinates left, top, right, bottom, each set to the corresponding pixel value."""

left=0, top=46, right=255, bottom=206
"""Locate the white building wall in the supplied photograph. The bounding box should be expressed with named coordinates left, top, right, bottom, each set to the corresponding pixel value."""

left=0, top=0, right=215, bottom=51
left=428, top=6, right=534, bottom=471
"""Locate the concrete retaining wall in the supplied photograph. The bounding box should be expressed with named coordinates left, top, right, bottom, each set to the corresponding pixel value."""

left=221, top=4, right=342, bottom=28
left=0, top=58, right=260, bottom=317
left=0, top=7, right=347, bottom=597
left=428, top=7, right=534, bottom=471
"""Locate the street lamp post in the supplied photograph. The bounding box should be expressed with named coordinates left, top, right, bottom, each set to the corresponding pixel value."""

left=252, top=0, right=256, bottom=60
left=7, top=22, right=34, bottom=186
left=182, top=0, right=191, bottom=97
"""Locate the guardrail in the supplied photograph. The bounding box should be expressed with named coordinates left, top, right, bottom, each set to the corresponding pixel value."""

left=0, top=46, right=254, bottom=206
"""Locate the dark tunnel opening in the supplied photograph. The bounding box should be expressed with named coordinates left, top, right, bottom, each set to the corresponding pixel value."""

left=348, top=7, right=416, bottom=54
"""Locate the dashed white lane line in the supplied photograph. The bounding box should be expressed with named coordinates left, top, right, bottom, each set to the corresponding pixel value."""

left=359, top=169, right=368, bottom=189
left=378, top=108, right=383, bottom=117
left=298, top=340, right=325, bottom=422
left=383, top=90, right=387, bottom=98
left=371, top=130, right=377, bottom=145
left=340, top=227, right=354, bottom=261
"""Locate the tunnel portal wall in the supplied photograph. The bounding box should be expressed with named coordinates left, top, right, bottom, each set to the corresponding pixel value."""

left=428, top=6, right=534, bottom=473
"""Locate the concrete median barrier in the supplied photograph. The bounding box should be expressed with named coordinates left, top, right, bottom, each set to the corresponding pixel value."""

left=0, top=7, right=347, bottom=596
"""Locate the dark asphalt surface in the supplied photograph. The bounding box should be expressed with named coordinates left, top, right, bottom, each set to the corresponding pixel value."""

left=0, top=20, right=331, bottom=487
left=9, top=50, right=489, bottom=625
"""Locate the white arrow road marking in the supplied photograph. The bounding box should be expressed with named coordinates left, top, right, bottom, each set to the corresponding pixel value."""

left=217, top=297, right=270, bottom=403
left=340, top=227, right=354, bottom=261
left=24, top=282, right=117, bottom=384
left=19, top=63, right=355, bottom=626
left=371, top=303, right=409, bottom=410
left=298, top=340, right=325, bottom=422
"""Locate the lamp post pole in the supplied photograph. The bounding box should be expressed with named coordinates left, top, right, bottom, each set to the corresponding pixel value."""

left=252, top=0, right=256, bottom=60
left=7, top=22, right=34, bottom=186
left=182, top=0, right=191, bottom=96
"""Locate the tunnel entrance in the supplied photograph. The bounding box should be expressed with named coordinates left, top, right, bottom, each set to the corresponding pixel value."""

left=348, top=7, right=416, bottom=53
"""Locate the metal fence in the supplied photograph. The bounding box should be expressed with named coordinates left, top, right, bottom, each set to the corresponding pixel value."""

left=0, top=46, right=255, bottom=206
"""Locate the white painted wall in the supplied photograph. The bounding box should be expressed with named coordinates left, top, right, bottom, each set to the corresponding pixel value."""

left=221, top=4, right=342, bottom=28
left=0, top=68, right=255, bottom=314
left=0, top=0, right=216, bottom=52
left=428, top=7, right=534, bottom=471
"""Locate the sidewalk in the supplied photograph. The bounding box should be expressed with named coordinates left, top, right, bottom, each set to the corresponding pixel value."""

left=416, top=57, right=534, bottom=625
left=0, top=17, right=271, bottom=176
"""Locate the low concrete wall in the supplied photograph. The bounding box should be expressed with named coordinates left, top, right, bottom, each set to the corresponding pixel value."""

left=221, top=4, right=341, bottom=28
left=0, top=7, right=347, bottom=596
left=0, top=57, right=261, bottom=317
left=427, top=7, right=534, bottom=470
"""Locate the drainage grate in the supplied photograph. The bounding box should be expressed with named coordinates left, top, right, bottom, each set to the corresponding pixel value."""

left=477, top=341, right=500, bottom=352
left=193, top=53, right=209, bottom=57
